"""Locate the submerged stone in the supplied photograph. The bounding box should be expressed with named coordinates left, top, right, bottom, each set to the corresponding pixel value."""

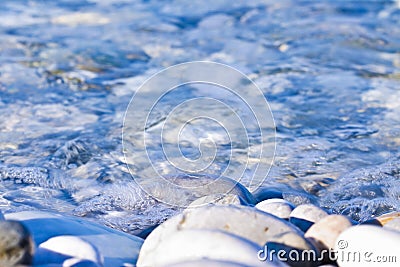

left=5, top=211, right=143, bottom=267
left=140, top=174, right=256, bottom=206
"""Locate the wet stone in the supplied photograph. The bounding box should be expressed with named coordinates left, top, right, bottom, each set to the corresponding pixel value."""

left=305, top=215, right=353, bottom=251
left=335, top=225, right=400, bottom=267
left=5, top=211, right=143, bottom=267
left=255, top=198, right=295, bottom=220
left=138, top=205, right=315, bottom=267
left=138, top=205, right=313, bottom=248
left=137, top=229, right=273, bottom=267
left=35, top=235, right=103, bottom=266
left=371, top=211, right=400, bottom=225
left=0, top=220, right=34, bottom=266
left=289, top=204, right=329, bottom=232
left=383, top=217, right=400, bottom=232
left=264, top=231, right=319, bottom=267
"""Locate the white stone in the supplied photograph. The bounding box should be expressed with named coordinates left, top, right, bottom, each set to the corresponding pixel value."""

left=383, top=217, right=400, bottom=232
left=255, top=199, right=294, bottom=219
left=138, top=205, right=314, bottom=267
left=375, top=211, right=400, bottom=225
left=5, top=211, right=143, bottom=267
left=264, top=230, right=320, bottom=267
left=137, top=229, right=282, bottom=267
left=36, top=236, right=102, bottom=265
left=143, top=205, right=312, bottom=248
left=289, top=204, right=328, bottom=232
left=305, top=215, right=352, bottom=251
left=335, top=225, right=400, bottom=267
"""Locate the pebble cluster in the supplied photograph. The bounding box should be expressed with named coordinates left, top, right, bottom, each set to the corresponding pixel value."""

left=1, top=177, right=400, bottom=266
left=1, top=211, right=143, bottom=266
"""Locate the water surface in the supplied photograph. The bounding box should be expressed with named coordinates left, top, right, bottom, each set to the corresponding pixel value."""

left=0, top=0, right=399, bottom=232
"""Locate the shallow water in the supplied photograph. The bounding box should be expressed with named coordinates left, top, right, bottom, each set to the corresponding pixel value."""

left=0, top=0, right=399, bottom=233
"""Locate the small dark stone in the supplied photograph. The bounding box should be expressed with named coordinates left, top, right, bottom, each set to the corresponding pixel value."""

left=0, top=220, right=34, bottom=266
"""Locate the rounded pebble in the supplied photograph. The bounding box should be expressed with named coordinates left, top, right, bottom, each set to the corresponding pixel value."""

left=5, top=211, right=143, bottom=267
left=383, top=217, right=400, bottom=232
left=265, top=230, right=319, bottom=267
left=140, top=205, right=313, bottom=248
left=373, top=211, right=400, bottom=225
left=255, top=199, right=294, bottom=220
left=36, top=236, right=102, bottom=265
left=289, top=204, right=328, bottom=232
left=305, top=215, right=353, bottom=251
left=0, top=220, right=34, bottom=266
left=138, top=205, right=315, bottom=267
left=137, top=229, right=281, bottom=267
left=335, top=225, right=400, bottom=267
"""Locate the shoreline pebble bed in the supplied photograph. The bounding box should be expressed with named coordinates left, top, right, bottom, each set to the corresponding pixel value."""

left=1, top=178, right=399, bottom=267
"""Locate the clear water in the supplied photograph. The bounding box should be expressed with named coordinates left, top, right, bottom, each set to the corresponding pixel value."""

left=0, top=0, right=399, bottom=234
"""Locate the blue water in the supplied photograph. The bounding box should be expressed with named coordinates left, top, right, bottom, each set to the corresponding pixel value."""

left=0, top=0, right=399, bottom=233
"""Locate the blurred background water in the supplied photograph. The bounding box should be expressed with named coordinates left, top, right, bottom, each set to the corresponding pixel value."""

left=0, top=0, right=399, bottom=233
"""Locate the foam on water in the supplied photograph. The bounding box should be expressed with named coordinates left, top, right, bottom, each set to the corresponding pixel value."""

left=320, top=154, right=400, bottom=222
